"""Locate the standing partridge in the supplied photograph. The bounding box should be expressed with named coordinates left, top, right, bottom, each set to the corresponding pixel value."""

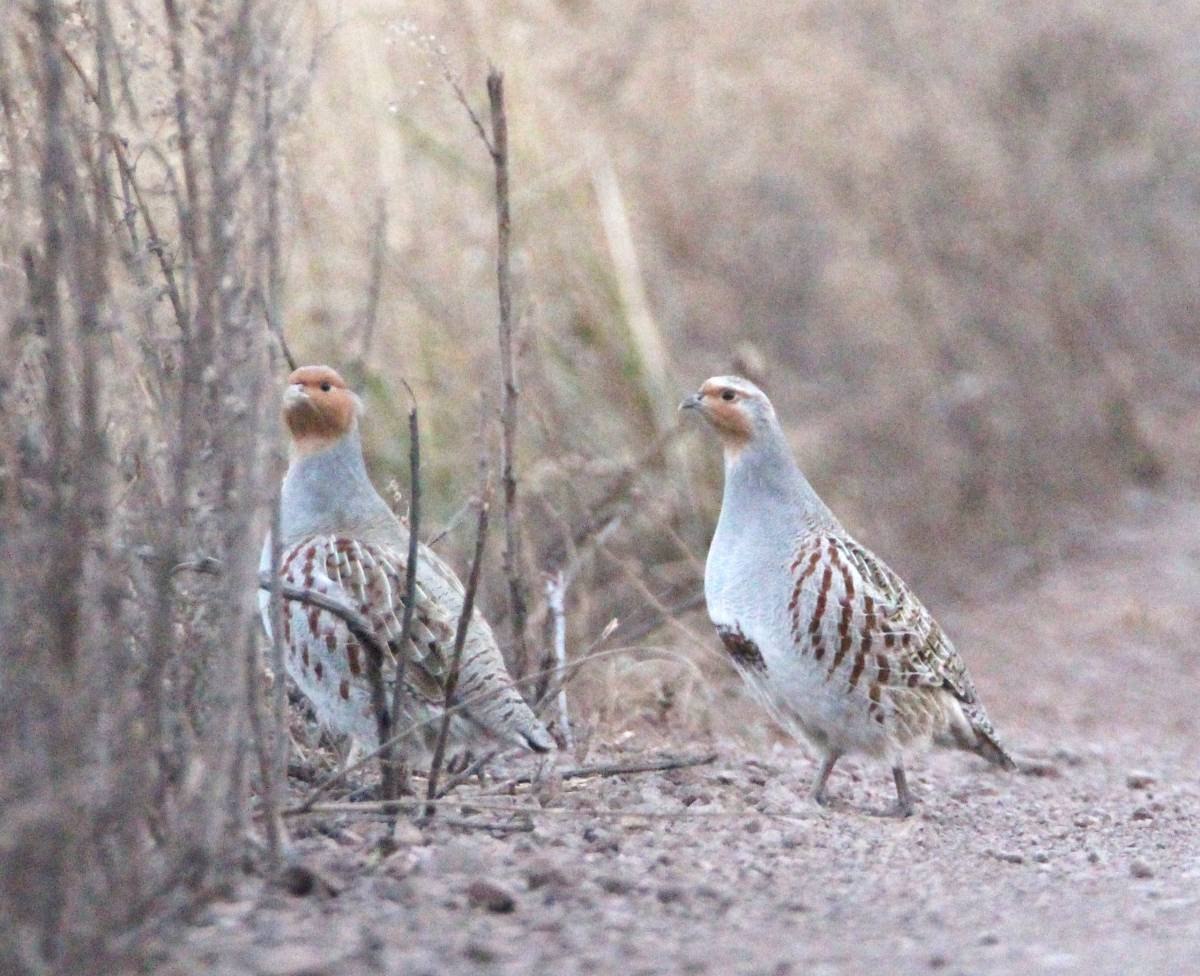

left=259, top=365, right=553, bottom=755
left=682, top=376, right=1014, bottom=815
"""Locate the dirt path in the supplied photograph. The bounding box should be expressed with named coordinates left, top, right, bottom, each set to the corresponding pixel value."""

left=154, top=492, right=1200, bottom=976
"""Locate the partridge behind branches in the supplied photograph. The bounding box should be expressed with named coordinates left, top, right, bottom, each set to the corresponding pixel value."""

left=259, top=366, right=553, bottom=755
left=683, top=376, right=1014, bottom=815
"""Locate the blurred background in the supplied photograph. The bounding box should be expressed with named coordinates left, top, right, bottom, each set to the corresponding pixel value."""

left=2, top=0, right=1199, bottom=970
left=283, top=0, right=1200, bottom=727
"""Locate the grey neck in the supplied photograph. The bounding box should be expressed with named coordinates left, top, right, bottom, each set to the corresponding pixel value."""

left=280, top=427, right=397, bottom=544
left=720, top=423, right=839, bottom=537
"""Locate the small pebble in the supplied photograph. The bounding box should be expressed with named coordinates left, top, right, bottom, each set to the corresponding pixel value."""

left=466, top=879, right=517, bottom=913
left=278, top=863, right=341, bottom=898
left=657, top=885, right=685, bottom=904
left=598, top=875, right=634, bottom=895
left=1130, top=860, right=1154, bottom=880
left=524, top=858, right=576, bottom=890
left=464, top=943, right=497, bottom=963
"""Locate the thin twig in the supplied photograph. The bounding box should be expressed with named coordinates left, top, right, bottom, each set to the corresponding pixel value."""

left=543, top=571, right=573, bottom=747
left=56, top=40, right=187, bottom=333
left=260, top=292, right=297, bottom=371
left=286, top=796, right=820, bottom=826
left=547, top=426, right=682, bottom=569
left=161, top=0, right=199, bottom=324
left=255, top=573, right=397, bottom=795
left=435, top=747, right=502, bottom=798
left=243, top=623, right=281, bottom=870
left=424, top=482, right=492, bottom=818
left=388, top=379, right=420, bottom=799
left=267, top=481, right=289, bottom=840
left=434, top=52, right=493, bottom=157
left=615, top=591, right=706, bottom=647
left=257, top=574, right=382, bottom=652
left=485, top=67, right=531, bottom=681
left=514, top=752, right=717, bottom=785
left=263, top=73, right=284, bottom=357
left=425, top=496, right=473, bottom=548
left=437, top=816, right=534, bottom=835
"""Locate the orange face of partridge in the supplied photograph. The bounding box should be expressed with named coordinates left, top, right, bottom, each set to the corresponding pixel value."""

left=284, top=366, right=359, bottom=454
left=693, top=379, right=755, bottom=449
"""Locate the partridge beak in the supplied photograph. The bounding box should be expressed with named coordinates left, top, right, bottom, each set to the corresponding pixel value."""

left=283, top=383, right=308, bottom=409
left=679, top=392, right=703, bottom=412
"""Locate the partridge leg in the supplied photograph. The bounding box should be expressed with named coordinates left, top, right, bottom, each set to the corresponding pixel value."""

left=890, top=763, right=916, bottom=818
left=810, top=753, right=840, bottom=806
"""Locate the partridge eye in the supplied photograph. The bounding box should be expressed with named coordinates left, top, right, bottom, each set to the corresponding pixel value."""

left=721, top=389, right=736, bottom=402
left=320, top=382, right=332, bottom=392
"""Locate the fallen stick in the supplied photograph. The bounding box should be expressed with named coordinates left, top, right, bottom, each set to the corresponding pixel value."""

left=285, top=800, right=808, bottom=824
left=282, top=752, right=719, bottom=817
left=515, top=752, right=718, bottom=786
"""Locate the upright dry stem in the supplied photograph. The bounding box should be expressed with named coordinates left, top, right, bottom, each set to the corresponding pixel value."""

left=485, top=67, right=532, bottom=681
left=388, top=385, right=421, bottom=799
left=424, top=484, right=492, bottom=818
left=544, top=571, right=573, bottom=749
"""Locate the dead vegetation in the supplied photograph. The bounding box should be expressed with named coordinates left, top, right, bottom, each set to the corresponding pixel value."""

left=2, top=0, right=1199, bottom=972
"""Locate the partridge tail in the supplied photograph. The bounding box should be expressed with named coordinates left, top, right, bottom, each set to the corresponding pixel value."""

left=454, top=653, right=555, bottom=754
left=944, top=701, right=1017, bottom=771
left=970, top=725, right=1017, bottom=770
left=460, top=695, right=554, bottom=753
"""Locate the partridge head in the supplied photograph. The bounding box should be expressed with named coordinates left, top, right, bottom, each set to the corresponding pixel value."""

left=283, top=365, right=362, bottom=456
left=681, top=375, right=775, bottom=438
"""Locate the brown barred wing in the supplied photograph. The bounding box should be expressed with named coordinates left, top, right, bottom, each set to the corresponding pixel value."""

left=787, top=534, right=962, bottom=727
left=280, top=535, right=456, bottom=709
left=838, top=539, right=984, bottom=706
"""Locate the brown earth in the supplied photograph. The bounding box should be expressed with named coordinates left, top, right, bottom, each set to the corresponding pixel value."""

left=152, top=491, right=1200, bottom=976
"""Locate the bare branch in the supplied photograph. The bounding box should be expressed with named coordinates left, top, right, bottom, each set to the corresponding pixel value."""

left=485, top=67, right=531, bottom=680
left=56, top=40, right=187, bottom=332
left=260, top=292, right=297, bottom=372
left=434, top=747, right=503, bottom=798
left=255, top=574, right=392, bottom=696
left=388, top=385, right=420, bottom=799
left=511, top=752, right=717, bottom=786
left=424, top=481, right=492, bottom=818
left=543, top=571, right=573, bottom=748
left=435, top=52, right=493, bottom=157
left=243, top=623, right=282, bottom=871
left=267, top=487, right=289, bottom=834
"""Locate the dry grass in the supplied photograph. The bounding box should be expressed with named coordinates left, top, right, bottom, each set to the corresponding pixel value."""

left=1, top=0, right=297, bottom=969
left=2, top=0, right=1199, bottom=970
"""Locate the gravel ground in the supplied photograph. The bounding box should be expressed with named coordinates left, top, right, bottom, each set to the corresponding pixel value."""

left=152, top=493, right=1200, bottom=976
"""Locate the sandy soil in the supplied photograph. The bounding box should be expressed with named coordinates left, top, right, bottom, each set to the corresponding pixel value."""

left=152, top=491, right=1200, bottom=976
